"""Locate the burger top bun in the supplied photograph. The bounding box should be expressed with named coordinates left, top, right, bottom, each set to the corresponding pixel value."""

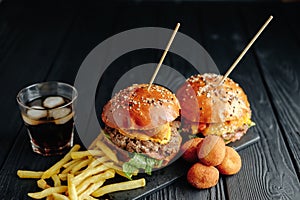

left=176, top=73, right=250, bottom=123
left=102, top=84, right=180, bottom=130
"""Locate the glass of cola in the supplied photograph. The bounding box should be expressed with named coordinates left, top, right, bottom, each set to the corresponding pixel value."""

left=17, top=82, right=78, bottom=156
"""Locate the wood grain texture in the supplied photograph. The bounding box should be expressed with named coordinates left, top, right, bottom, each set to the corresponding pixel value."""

left=0, top=1, right=77, bottom=167
left=46, top=0, right=116, bottom=83
left=0, top=1, right=25, bottom=66
left=282, top=3, right=300, bottom=44
left=0, top=1, right=300, bottom=200
left=241, top=4, right=300, bottom=178
left=0, top=127, right=60, bottom=200
left=201, top=4, right=300, bottom=200
left=0, top=127, right=84, bottom=199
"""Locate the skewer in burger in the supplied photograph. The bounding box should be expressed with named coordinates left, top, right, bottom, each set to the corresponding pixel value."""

left=101, top=84, right=182, bottom=169
left=176, top=73, right=254, bottom=143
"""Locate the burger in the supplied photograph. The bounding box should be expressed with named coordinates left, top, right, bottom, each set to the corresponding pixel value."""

left=176, top=73, right=254, bottom=143
left=101, top=84, right=182, bottom=169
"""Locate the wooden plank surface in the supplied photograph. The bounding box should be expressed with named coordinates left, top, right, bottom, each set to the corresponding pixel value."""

left=46, top=0, right=116, bottom=83
left=0, top=126, right=65, bottom=199
left=282, top=3, right=300, bottom=44
left=0, top=0, right=25, bottom=65
left=242, top=4, right=300, bottom=177
left=0, top=1, right=299, bottom=200
left=0, top=1, right=78, bottom=167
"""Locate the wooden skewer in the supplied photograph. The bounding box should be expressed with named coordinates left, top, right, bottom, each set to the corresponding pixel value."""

left=218, top=15, right=273, bottom=85
left=148, top=23, right=180, bottom=91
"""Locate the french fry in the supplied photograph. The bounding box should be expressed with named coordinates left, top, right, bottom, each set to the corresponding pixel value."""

left=88, top=131, right=104, bottom=149
left=52, top=193, right=69, bottom=200
left=67, top=174, right=78, bottom=200
left=96, top=141, right=118, bottom=163
left=28, top=186, right=67, bottom=199
left=78, top=180, right=105, bottom=200
left=17, top=170, right=43, bottom=179
left=63, top=159, right=80, bottom=168
left=106, top=161, right=139, bottom=176
left=103, top=163, right=139, bottom=176
left=103, top=162, right=123, bottom=171
left=58, top=173, right=67, bottom=181
left=37, top=179, right=50, bottom=189
left=115, top=169, right=134, bottom=179
left=18, top=143, right=148, bottom=199
left=52, top=174, right=61, bottom=187
left=101, top=162, right=138, bottom=178
left=84, top=196, right=98, bottom=200
left=73, top=163, right=111, bottom=186
left=71, top=150, right=103, bottom=159
left=61, top=158, right=83, bottom=174
left=87, top=157, right=109, bottom=169
left=42, top=145, right=80, bottom=179
left=76, top=169, right=115, bottom=195
left=92, top=178, right=146, bottom=197
left=71, top=157, right=93, bottom=174
left=58, top=169, right=83, bottom=182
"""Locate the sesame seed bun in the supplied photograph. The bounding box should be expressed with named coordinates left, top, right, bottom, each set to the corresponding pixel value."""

left=176, top=73, right=251, bottom=123
left=102, top=84, right=180, bottom=130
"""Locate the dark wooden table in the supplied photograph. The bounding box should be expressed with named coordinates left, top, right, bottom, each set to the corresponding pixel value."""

left=0, top=0, right=299, bottom=199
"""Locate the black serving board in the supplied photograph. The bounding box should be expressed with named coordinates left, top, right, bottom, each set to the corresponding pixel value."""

left=228, top=130, right=260, bottom=151
left=106, top=158, right=190, bottom=200
left=106, top=130, right=259, bottom=200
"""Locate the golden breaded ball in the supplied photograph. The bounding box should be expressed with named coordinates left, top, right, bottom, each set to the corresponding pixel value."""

left=197, top=135, right=225, bottom=166
left=217, top=146, right=242, bottom=175
left=181, top=138, right=204, bottom=163
left=187, top=162, right=219, bottom=189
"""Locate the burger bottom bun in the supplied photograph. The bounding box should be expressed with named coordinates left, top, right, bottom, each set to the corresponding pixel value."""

left=217, top=146, right=242, bottom=175
left=187, top=162, right=219, bottom=189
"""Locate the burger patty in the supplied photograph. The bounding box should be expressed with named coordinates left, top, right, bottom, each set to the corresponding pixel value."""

left=105, top=121, right=181, bottom=161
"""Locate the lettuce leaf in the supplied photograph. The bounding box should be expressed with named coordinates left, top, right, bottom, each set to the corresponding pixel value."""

left=122, top=153, right=163, bottom=178
left=122, top=162, right=138, bottom=180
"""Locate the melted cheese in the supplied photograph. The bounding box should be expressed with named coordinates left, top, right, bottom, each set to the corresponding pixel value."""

left=203, top=113, right=252, bottom=136
left=119, top=123, right=172, bottom=144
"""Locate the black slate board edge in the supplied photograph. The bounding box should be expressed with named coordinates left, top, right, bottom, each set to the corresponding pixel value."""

left=108, top=130, right=260, bottom=200
left=107, top=158, right=189, bottom=200
left=228, top=130, right=260, bottom=151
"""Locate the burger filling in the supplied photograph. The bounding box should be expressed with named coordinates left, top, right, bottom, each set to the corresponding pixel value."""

left=202, top=113, right=254, bottom=142
left=184, top=113, right=255, bottom=143
left=118, top=123, right=172, bottom=145
left=105, top=121, right=181, bottom=161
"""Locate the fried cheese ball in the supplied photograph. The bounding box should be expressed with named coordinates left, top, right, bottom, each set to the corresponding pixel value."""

left=187, top=162, right=219, bottom=189
left=197, top=135, right=225, bottom=166
left=217, top=146, right=242, bottom=175
left=181, top=138, right=204, bottom=163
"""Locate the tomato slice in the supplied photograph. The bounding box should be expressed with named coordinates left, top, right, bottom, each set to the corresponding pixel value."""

left=198, top=123, right=207, bottom=132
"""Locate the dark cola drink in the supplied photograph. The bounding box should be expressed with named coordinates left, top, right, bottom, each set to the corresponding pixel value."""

left=22, top=96, right=74, bottom=156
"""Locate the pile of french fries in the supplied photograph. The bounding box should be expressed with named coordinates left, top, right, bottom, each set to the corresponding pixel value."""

left=17, top=139, right=146, bottom=200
